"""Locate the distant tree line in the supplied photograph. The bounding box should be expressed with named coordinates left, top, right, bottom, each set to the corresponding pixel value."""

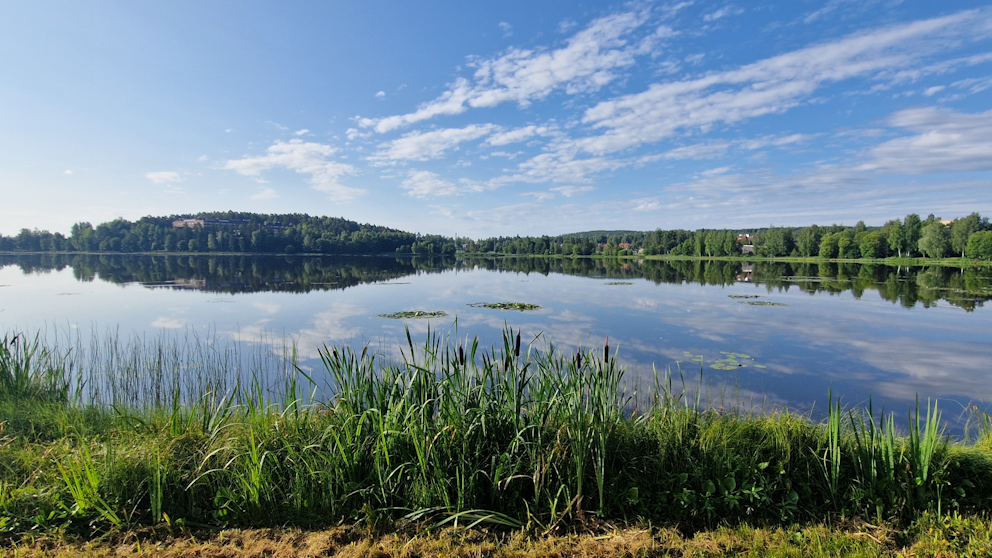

left=462, top=213, right=992, bottom=260
left=3, top=211, right=991, bottom=260
left=0, top=212, right=457, bottom=255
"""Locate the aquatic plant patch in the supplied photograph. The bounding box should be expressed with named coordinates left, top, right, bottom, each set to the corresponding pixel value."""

left=377, top=310, right=447, bottom=319
left=467, top=302, right=542, bottom=311
left=740, top=300, right=788, bottom=306
left=728, top=295, right=761, bottom=299
left=711, top=351, right=770, bottom=370
left=606, top=282, right=634, bottom=285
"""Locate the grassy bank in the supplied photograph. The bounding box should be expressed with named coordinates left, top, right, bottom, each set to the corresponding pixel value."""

left=2, top=329, right=992, bottom=543
left=459, top=251, right=992, bottom=268
left=7, top=514, right=992, bottom=557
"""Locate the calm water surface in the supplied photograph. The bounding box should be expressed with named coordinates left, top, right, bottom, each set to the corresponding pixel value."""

left=2, top=254, right=991, bottom=428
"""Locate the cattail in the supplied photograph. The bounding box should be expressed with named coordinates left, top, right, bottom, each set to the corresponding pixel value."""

left=576, top=348, right=582, bottom=369
left=604, top=336, right=610, bottom=362
left=458, top=344, right=465, bottom=366
left=514, top=328, right=521, bottom=357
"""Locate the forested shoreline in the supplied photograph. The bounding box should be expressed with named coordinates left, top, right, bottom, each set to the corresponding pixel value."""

left=3, top=211, right=992, bottom=261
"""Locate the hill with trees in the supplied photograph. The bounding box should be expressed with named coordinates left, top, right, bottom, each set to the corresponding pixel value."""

left=0, top=211, right=457, bottom=256
left=3, top=211, right=991, bottom=260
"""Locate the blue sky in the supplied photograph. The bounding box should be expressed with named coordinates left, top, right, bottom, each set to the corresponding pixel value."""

left=3, top=1, right=992, bottom=237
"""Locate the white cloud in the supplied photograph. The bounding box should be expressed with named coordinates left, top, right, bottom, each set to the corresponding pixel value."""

left=428, top=204, right=458, bottom=217
left=951, top=75, right=992, bottom=94
left=550, top=185, right=595, bottom=197
left=145, top=171, right=183, bottom=184
left=703, top=6, right=738, bottom=22
left=575, top=9, right=992, bottom=156
left=922, top=85, right=945, bottom=96
left=486, top=125, right=554, bottom=146
left=700, top=166, right=732, bottom=176
left=225, top=139, right=362, bottom=200
left=294, top=129, right=309, bottom=135
left=400, top=169, right=463, bottom=197
left=640, top=134, right=811, bottom=163
left=198, top=155, right=209, bottom=162
left=253, top=302, right=281, bottom=314
left=857, top=107, right=992, bottom=174
left=360, top=11, right=654, bottom=133
left=250, top=188, right=279, bottom=200
left=375, top=91, right=386, bottom=98
left=372, top=124, right=497, bottom=162
left=499, top=21, right=513, bottom=37
left=152, top=317, right=186, bottom=329
left=63, top=169, right=73, bottom=175
left=521, top=191, right=556, bottom=201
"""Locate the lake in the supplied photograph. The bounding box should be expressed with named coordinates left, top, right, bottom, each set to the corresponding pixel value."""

left=2, top=253, right=991, bottom=430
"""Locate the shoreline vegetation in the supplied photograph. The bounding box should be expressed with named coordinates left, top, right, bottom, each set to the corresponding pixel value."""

left=2, top=329, right=992, bottom=557
left=2, top=249, right=992, bottom=268
left=2, top=210, right=992, bottom=263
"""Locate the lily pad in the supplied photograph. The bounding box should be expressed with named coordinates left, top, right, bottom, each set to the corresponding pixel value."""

left=377, top=310, right=448, bottom=319
left=468, top=302, right=542, bottom=311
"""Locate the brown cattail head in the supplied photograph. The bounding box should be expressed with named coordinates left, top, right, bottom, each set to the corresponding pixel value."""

left=514, top=328, right=521, bottom=357
left=576, top=348, right=582, bottom=369
left=458, top=344, right=465, bottom=366
left=604, top=336, right=610, bottom=361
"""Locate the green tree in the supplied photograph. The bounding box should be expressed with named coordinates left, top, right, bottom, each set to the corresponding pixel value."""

left=881, top=219, right=904, bottom=257
left=836, top=230, right=854, bottom=259
left=758, top=226, right=794, bottom=257
left=918, top=221, right=949, bottom=258
left=722, top=231, right=738, bottom=255
left=694, top=231, right=707, bottom=256
left=901, top=214, right=923, bottom=257
left=950, top=213, right=983, bottom=257
left=704, top=231, right=724, bottom=256
left=966, top=230, right=992, bottom=260
left=819, top=233, right=839, bottom=258
left=859, top=232, right=886, bottom=259
left=796, top=225, right=823, bottom=257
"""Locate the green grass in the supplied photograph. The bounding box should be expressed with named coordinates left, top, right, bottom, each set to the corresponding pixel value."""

left=1, top=327, right=992, bottom=541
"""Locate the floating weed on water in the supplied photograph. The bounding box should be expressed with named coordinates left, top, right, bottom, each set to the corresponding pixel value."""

left=681, top=351, right=704, bottom=364
left=728, top=295, right=761, bottom=299
left=468, top=302, right=542, bottom=311
left=741, top=300, right=788, bottom=306
left=377, top=310, right=448, bottom=319
left=607, top=282, right=634, bottom=285
left=712, top=351, right=764, bottom=370
left=373, top=282, right=411, bottom=286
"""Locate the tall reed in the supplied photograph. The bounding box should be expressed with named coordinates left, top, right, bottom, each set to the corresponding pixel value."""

left=0, top=326, right=990, bottom=537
